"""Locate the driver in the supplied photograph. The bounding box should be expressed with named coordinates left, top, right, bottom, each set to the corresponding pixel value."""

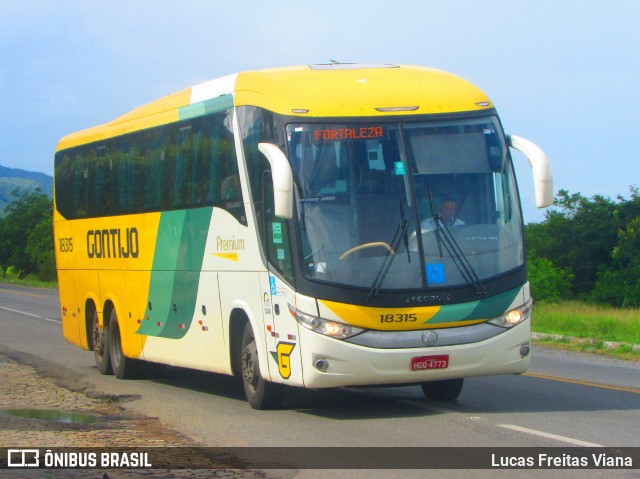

left=421, top=197, right=464, bottom=230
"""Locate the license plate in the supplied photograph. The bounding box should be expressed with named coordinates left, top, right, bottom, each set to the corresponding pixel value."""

left=411, top=355, right=449, bottom=371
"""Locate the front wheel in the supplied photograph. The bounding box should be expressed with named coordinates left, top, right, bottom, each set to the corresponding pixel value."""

left=421, top=378, right=464, bottom=401
left=240, top=322, right=283, bottom=410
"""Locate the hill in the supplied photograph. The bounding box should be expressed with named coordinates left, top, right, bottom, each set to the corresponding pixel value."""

left=0, top=165, right=53, bottom=216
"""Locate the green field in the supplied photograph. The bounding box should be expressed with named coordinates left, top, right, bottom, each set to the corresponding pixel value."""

left=532, top=301, right=640, bottom=360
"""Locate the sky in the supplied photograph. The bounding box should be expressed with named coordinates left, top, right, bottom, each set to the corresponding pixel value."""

left=1, top=0, right=638, bottom=223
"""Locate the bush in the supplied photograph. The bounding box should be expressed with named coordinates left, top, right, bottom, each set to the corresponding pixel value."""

left=528, top=255, right=574, bottom=303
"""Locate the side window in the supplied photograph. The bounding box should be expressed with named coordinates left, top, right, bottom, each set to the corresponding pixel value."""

left=171, top=126, right=189, bottom=208
left=263, top=176, right=295, bottom=283
left=73, top=150, right=89, bottom=217
left=238, top=106, right=295, bottom=284
left=54, top=108, right=242, bottom=219
left=205, top=109, right=246, bottom=223
left=114, top=142, right=141, bottom=214
left=54, top=152, right=71, bottom=217
left=141, top=128, right=168, bottom=211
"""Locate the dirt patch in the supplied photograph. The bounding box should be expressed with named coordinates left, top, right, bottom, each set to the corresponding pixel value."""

left=0, top=350, right=276, bottom=478
left=0, top=351, right=194, bottom=448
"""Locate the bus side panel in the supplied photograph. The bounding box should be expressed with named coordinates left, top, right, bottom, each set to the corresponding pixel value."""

left=219, top=272, right=273, bottom=380
left=125, top=270, right=152, bottom=357
left=58, top=269, right=81, bottom=346
left=99, top=269, right=144, bottom=359
left=140, top=272, right=228, bottom=373
left=260, top=273, right=304, bottom=387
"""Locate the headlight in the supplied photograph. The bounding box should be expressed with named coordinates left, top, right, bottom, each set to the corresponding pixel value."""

left=288, top=304, right=364, bottom=339
left=487, top=300, right=532, bottom=328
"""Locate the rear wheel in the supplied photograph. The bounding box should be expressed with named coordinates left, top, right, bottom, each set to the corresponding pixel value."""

left=108, top=309, right=142, bottom=379
left=91, top=310, right=112, bottom=375
left=421, top=378, right=464, bottom=401
left=240, top=322, right=283, bottom=410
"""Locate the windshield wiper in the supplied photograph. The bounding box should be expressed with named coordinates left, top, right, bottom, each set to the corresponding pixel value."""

left=366, top=218, right=409, bottom=302
left=424, top=181, right=486, bottom=295
left=433, top=217, right=487, bottom=295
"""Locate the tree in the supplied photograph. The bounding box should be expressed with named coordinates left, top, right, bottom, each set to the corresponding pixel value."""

left=527, top=254, right=574, bottom=303
left=526, top=186, right=640, bottom=306
left=0, top=216, right=13, bottom=279
left=2, top=188, right=52, bottom=279
left=593, top=215, right=640, bottom=307
left=26, top=215, right=56, bottom=281
left=525, top=189, right=619, bottom=298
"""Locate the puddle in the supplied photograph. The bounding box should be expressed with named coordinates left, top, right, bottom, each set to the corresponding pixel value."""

left=0, top=408, right=99, bottom=424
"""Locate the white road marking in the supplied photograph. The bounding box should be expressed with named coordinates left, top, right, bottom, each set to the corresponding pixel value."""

left=0, top=306, right=60, bottom=323
left=499, top=424, right=604, bottom=447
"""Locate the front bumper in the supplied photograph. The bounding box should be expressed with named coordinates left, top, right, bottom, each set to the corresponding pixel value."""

left=297, top=318, right=531, bottom=389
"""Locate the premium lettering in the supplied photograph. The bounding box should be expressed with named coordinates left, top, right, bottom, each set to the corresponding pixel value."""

left=216, top=235, right=245, bottom=251
left=87, top=228, right=139, bottom=259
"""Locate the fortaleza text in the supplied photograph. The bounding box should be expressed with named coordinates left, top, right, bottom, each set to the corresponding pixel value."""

left=491, top=453, right=633, bottom=468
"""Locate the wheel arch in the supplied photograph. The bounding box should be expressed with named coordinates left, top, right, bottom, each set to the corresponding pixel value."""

left=103, top=299, right=116, bottom=326
left=84, top=299, right=98, bottom=351
left=228, top=305, right=270, bottom=380
left=229, top=307, right=249, bottom=377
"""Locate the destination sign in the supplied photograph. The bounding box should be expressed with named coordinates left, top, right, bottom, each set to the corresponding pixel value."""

left=313, top=126, right=384, bottom=142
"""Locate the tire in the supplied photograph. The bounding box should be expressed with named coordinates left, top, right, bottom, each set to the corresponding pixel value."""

left=421, top=378, right=464, bottom=402
left=108, top=309, right=142, bottom=379
left=240, top=322, right=283, bottom=410
left=91, top=310, right=112, bottom=375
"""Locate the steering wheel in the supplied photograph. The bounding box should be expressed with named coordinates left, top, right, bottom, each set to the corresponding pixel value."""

left=339, top=242, right=394, bottom=260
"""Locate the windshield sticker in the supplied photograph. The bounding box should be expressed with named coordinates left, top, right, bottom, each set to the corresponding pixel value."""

left=300, top=195, right=338, bottom=203
left=272, top=222, right=283, bottom=244
left=394, top=162, right=406, bottom=175
left=426, top=263, right=446, bottom=284
left=313, top=126, right=384, bottom=142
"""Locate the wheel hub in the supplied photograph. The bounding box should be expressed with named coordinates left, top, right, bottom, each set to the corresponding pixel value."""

left=241, top=343, right=259, bottom=389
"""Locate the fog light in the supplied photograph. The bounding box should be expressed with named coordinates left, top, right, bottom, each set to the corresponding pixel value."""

left=314, top=358, right=329, bottom=372
left=520, top=343, right=530, bottom=358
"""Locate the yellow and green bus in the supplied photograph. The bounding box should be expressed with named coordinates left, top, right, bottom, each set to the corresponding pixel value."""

left=54, top=63, right=552, bottom=409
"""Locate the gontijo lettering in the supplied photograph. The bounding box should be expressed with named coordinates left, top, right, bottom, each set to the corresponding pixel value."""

left=87, top=228, right=139, bottom=258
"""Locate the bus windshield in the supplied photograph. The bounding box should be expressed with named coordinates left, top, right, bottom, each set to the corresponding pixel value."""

left=286, top=116, right=524, bottom=291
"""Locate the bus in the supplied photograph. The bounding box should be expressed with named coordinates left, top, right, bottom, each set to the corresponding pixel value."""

left=53, top=63, right=552, bottom=409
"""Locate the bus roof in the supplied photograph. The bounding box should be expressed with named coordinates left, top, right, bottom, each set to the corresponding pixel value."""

left=56, top=64, right=494, bottom=151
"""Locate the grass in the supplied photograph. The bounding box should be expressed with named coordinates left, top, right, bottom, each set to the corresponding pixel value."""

left=532, top=301, right=640, bottom=361
left=1, top=269, right=57, bottom=288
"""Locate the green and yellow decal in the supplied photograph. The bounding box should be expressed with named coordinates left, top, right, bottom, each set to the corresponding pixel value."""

left=137, top=207, right=212, bottom=339
left=271, top=342, right=296, bottom=380
left=319, top=288, right=522, bottom=331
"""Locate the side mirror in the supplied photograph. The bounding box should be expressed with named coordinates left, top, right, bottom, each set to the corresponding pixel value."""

left=507, top=135, right=553, bottom=208
left=258, top=143, right=294, bottom=219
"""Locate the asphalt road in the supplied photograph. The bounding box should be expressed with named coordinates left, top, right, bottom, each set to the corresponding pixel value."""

left=1, top=283, right=639, bottom=478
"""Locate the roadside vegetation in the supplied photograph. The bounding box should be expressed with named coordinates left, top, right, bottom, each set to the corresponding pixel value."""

left=0, top=188, right=55, bottom=282
left=1, top=186, right=639, bottom=360
left=532, top=302, right=640, bottom=361
left=526, top=186, right=640, bottom=361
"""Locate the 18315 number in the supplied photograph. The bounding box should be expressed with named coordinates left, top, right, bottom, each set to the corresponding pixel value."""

left=379, top=313, right=417, bottom=323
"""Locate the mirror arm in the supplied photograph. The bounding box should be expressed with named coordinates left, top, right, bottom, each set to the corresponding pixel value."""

left=258, top=143, right=294, bottom=219
left=507, top=134, right=553, bottom=208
